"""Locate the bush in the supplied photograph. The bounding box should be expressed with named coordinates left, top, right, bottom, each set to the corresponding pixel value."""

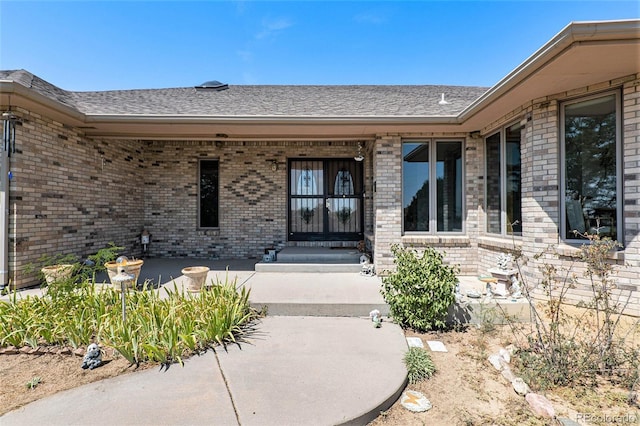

left=404, top=346, right=436, bottom=384
left=381, top=244, right=459, bottom=331
left=509, top=234, right=640, bottom=390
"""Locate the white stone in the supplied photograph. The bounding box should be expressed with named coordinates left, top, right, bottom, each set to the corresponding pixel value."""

left=426, top=340, right=448, bottom=352
left=501, top=367, right=516, bottom=382
left=488, top=354, right=504, bottom=371
left=406, top=337, right=424, bottom=348
left=512, top=377, right=531, bottom=396
left=499, top=347, right=511, bottom=363
left=401, top=390, right=432, bottom=412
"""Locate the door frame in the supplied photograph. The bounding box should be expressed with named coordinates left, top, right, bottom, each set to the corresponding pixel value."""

left=288, top=158, right=364, bottom=242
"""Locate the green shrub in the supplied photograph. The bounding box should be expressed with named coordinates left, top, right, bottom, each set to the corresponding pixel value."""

left=0, top=272, right=257, bottom=367
left=404, top=346, right=436, bottom=384
left=381, top=244, right=459, bottom=331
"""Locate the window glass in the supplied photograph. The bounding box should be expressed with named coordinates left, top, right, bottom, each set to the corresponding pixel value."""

left=506, top=123, right=522, bottom=235
left=564, top=94, right=617, bottom=240
left=437, top=141, right=462, bottom=232
left=485, top=132, right=501, bottom=234
left=199, top=160, right=219, bottom=228
left=485, top=124, right=522, bottom=236
left=403, top=142, right=430, bottom=232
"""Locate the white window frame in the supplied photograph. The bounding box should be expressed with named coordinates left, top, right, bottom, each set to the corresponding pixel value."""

left=559, top=90, right=623, bottom=244
left=402, top=139, right=465, bottom=235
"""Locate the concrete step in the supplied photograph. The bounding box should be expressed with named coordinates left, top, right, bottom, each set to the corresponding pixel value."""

left=242, top=272, right=388, bottom=317
left=276, top=247, right=361, bottom=263
left=251, top=301, right=390, bottom=317
left=254, top=262, right=363, bottom=273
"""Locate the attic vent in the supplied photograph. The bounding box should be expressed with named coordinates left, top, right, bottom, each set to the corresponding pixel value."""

left=195, top=80, right=229, bottom=91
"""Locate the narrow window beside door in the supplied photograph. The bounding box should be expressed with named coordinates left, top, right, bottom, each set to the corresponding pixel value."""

left=199, top=160, right=219, bottom=228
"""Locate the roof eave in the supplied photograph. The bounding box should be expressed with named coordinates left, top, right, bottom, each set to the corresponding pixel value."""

left=84, top=114, right=462, bottom=125
left=0, top=80, right=85, bottom=125
left=458, top=19, right=640, bottom=121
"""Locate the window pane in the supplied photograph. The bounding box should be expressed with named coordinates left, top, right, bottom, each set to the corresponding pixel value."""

left=564, top=94, right=617, bottom=240
left=506, top=124, right=522, bottom=235
left=200, top=160, right=219, bottom=227
left=403, top=142, right=429, bottom=232
left=437, top=141, right=462, bottom=232
left=485, top=133, right=501, bottom=234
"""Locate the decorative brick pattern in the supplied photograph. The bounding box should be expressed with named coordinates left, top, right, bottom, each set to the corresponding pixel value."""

left=141, top=140, right=368, bottom=260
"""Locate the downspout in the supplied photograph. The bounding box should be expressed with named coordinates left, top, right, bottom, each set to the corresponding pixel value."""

left=1, top=112, right=17, bottom=289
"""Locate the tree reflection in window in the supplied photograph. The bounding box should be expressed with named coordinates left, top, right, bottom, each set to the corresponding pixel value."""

left=564, top=94, right=617, bottom=240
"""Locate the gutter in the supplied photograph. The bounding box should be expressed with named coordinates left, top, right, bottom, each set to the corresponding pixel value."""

left=458, top=19, right=640, bottom=122
left=0, top=80, right=85, bottom=124
left=83, top=114, right=462, bottom=126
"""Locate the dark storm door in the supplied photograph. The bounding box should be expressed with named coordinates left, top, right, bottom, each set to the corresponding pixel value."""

left=289, top=159, right=364, bottom=241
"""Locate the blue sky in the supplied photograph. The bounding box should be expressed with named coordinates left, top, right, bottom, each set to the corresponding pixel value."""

left=1, top=1, right=638, bottom=91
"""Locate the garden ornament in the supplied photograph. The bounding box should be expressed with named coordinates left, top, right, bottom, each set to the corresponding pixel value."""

left=82, top=343, right=102, bottom=370
left=496, top=253, right=512, bottom=271
left=510, top=275, right=522, bottom=299
left=360, top=254, right=375, bottom=276
left=369, top=309, right=382, bottom=328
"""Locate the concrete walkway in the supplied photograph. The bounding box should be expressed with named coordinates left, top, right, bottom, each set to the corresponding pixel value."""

left=1, top=259, right=408, bottom=426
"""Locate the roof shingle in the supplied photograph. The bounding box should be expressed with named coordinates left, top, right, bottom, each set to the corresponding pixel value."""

left=1, top=69, right=489, bottom=118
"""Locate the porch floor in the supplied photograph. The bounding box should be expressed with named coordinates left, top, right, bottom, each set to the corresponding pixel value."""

left=2, top=258, right=530, bottom=322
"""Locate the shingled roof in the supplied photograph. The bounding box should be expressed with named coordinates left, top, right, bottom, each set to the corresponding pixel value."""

left=0, top=69, right=488, bottom=118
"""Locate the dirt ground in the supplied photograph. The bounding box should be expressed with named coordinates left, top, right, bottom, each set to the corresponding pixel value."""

left=1, top=326, right=636, bottom=424
left=370, top=325, right=637, bottom=426
left=0, top=347, right=151, bottom=416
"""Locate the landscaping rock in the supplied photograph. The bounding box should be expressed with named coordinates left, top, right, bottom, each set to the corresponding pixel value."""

left=59, top=347, right=72, bottom=355
left=1, top=346, right=19, bottom=355
left=488, top=353, right=505, bottom=371
left=512, top=377, right=530, bottom=396
left=400, top=390, right=432, bottom=412
left=525, top=393, right=555, bottom=418
left=19, top=346, right=31, bottom=354
left=499, top=347, right=511, bottom=363
left=406, top=337, right=424, bottom=348
left=500, top=367, right=516, bottom=382
left=74, top=348, right=85, bottom=357
left=29, top=347, right=45, bottom=355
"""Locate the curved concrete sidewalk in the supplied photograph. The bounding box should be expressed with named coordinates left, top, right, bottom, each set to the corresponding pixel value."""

left=1, top=316, right=408, bottom=426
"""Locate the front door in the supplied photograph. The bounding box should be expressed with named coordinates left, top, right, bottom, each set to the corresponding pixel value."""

left=289, top=159, right=363, bottom=241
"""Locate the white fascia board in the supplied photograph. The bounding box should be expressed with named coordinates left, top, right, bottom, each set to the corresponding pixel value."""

left=458, top=19, right=640, bottom=121
left=83, top=114, right=461, bottom=125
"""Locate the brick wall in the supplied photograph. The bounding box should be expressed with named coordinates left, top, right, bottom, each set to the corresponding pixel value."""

left=372, top=133, right=478, bottom=275
left=141, top=140, right=369, bottom=259
left=476, top=74, right=640, bottom=315
left=5, top=107, right=145, bottom=287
